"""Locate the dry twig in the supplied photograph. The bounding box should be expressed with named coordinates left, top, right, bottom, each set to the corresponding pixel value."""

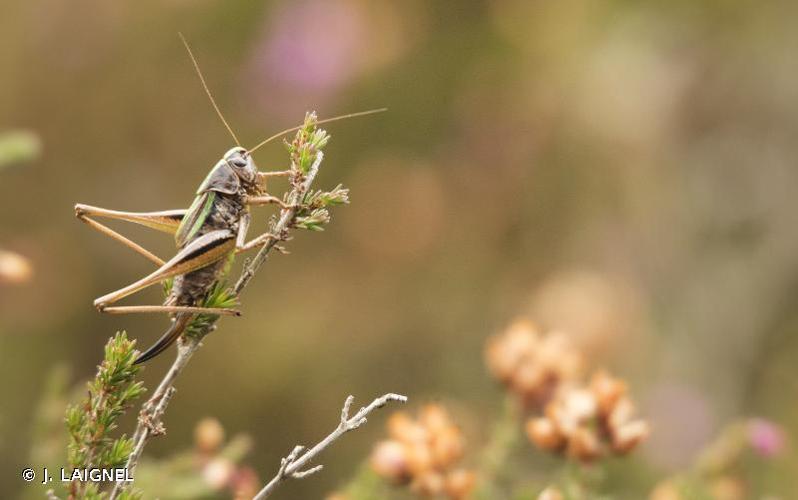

left=253, top=393, right=408, bottom=500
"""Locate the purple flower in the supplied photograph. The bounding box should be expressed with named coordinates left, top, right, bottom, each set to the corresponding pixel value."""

left=747, top=418, right=786, bottom=458
left=245, top=0, right=368, bottom=118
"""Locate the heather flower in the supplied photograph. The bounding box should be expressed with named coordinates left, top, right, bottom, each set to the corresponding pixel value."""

left=526, top=371, right=649, bottom=462
left=485, top=319, right=583, bottom=408
left=370, top=404, right=475, bottom=498
left=747, top=418, right=785, bottom=458
left=194, top=417, right=225, bottom=455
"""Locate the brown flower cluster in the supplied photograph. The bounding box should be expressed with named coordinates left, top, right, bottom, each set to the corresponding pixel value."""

left=194, top=417, right=260, bottom=499
left=370, top=404, right=476, bottom=498
left=526, top=371, right=649, bottom=461
left=485, top=319, right=583, bottom=408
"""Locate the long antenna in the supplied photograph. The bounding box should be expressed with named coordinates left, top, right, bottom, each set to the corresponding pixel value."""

left=179, top=32, right=241, bottom=147
left=247, top=108, right=387, bottom=154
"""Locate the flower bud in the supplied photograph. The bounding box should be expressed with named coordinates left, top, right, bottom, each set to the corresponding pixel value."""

left=611, top=420, right=650, bottom=454
left=538, top=486, right=564, bottom=500
left=420, top=404, right=452, bottom=434
left=195, top=417, right=225, bottom=454
left=411, top=471, right=446, bottom=496
left=388, top=412, right=428, bottom=444
left=431, top=426, right=465, bottom=467
left=590, top=370, right=627, bottom=416
left=0, top=250, right=32, bottom=284
left=445, top=468, right=477, bottom=499
left=202, top=458, right=234, bottom=490
left=526, top=418, right=564, bottom=451
left=370, top=440, right=410, bottom=482
left=567, top=427, right=601, bottom=462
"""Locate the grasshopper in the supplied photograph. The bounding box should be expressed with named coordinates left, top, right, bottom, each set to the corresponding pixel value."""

left=76, top=35, right=383, bottom=364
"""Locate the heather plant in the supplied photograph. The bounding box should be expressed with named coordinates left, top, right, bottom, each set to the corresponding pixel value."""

left=51, top=114, right=405, bottom=500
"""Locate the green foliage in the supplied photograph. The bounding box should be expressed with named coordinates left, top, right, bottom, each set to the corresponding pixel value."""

left=295, top=208, right=331, bottom=231
left=334, top=464, right=392, bottom=500
left=285, top=112, right=330, bottom=175
left=184, top=281, right=239, bottom=339
left=304, top=184, right=351, bottom=208
left=65, top=332, right=145, bottom=471
left=0, top=130, right=40, bottom=170
left=287, top=115, right=349, bottom=232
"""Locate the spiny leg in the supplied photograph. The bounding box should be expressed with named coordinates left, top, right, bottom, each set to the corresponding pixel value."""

left=75, top=204, right=186, bottom=234
left=75, top=204, right=186, bottom=266
left=102, top=305, right=240, bottom=316
left=232, top=210, right=287, bottom=255
left=243, top=193, right=295, bottom=251
left=94, top=229, right=236, bottom=309
left=77, top=215, right=165, bottom=266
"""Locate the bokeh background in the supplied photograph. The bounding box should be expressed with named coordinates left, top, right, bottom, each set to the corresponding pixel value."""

left=2, top=0, right=797, bottom=498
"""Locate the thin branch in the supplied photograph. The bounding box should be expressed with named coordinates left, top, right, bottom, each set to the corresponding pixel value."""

left=253, top=393, right=408, bottom=500
left=109, top=144, right=326, bottom=500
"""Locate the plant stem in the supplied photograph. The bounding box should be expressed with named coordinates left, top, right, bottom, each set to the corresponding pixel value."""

left=474, top=396, right=521, bottom=499
left=109, top=150, right=326, bottom=500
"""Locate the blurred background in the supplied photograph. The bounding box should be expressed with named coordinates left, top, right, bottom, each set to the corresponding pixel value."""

left=1, top=0, right=797, bottom=498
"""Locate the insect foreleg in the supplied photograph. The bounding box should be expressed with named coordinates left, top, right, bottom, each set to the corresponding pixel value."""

left=257, top=170, right=291, bottom=181
left=245, top=194, right=295, bottom=210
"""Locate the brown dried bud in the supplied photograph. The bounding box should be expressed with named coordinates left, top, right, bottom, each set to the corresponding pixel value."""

left=567, top=427, right=602, bottom=462
left=485, top=319, right=539, bottom=383
left=611, top=420, right=650, bottom=454
left=420, top=404, right=453, bottom=434
left=526, top=418, right=564, bottom=451
left=372, top=405, right=472, bottom=496
left=607, top=396, right=637, bottom=431
left=538, top=486, right=565, bottom=500
left=590, top=370, right=627, bottom=416
left=411, top=471, right=446, bottom=496
left=388, top=412, right=428, bottom=444
left=431, top=426, right=465, bottom=467
left=195, top=417, right=225, bottom=454
left=405, top=440, right=435, bottom=475
left=444, top=468, right=477, bottom=499
left=370, top=440, right=410, bottom=482
left=512, top=362, right=548, bottom=398
left=0, top=250, right=32, bottom=284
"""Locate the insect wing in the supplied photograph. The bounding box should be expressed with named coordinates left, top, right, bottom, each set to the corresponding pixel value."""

left=175, top=191, right=216, bottom=247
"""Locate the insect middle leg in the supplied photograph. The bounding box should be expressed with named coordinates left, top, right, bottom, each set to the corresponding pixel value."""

left=232, top=212, right=287, bottom=255
left=245, top=194, right=296, bottom=210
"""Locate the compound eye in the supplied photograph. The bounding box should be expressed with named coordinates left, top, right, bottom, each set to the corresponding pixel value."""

left=231, top=157, right=247, bottom=168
